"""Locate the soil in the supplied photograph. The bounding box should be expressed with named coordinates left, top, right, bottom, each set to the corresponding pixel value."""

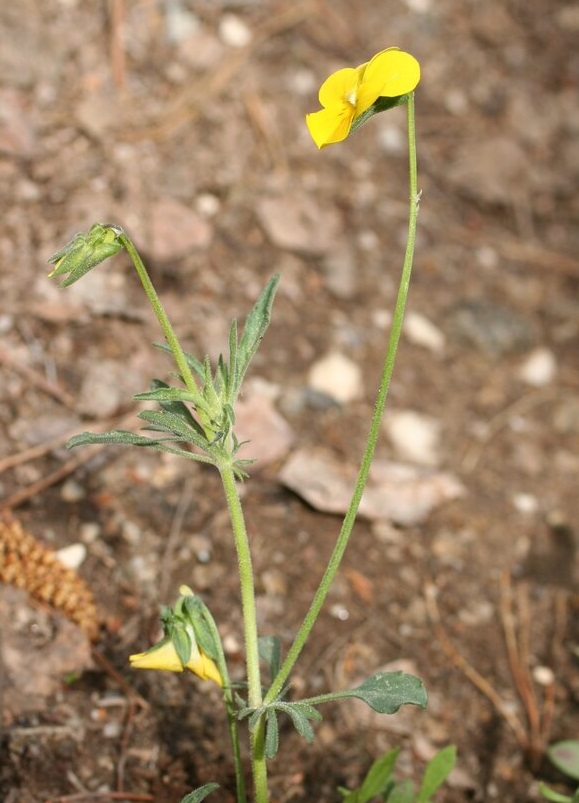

left=1, top=1, right=579, bottom=802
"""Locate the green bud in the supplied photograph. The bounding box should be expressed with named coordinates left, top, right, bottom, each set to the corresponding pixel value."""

left=48, top=223, right=124, bottom=286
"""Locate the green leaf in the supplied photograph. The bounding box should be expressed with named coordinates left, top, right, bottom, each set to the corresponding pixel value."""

left=539, top=783, right=574, bottom=803
left=66, top=430, right=217, bottom=465
left=549, top=742, right=579, bottom=782
left=385, top=779, right=415, bottom=803
left=155, top=342, right=206, bottom=381
left=340, top=749, right=400, bottom=802
left=180, top=782, right=220, bottom=803
left=416, top=745, right=456, bottom=802
left=265, top=709, right=280, bottom=759
left=147, top=379, right=205, bottom=434
left=134, top=385, right=199, bottom=405
left=276, top=701, right=322, bottom=743
left=259, top=636, right=281, bottom=682
left=235, top=274, right=280, bottom=395
left=339, top=672, right=427, bottom=714
left=355, top=749, right=400, bottom=803
left=138, top=409, right=212, bottom=450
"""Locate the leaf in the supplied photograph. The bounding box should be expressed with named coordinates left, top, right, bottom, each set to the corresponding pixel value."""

left=385, top=779, right=415, bottom=803
left=171, top=627, right=192, bottom=666
left=259, top=635, right=281, bottom=682
left=138, top=410, right=212, bottom=451
left=356, top=749, right=400, bottom=803
left=155, top=342, right=206, bottom=381
left=416, top=745, right=456, bottom=802
left=265, top=709, right=280, bottom=760
left=147, top=379, right=205, bottom=434
left=276, top=701, right=322, bottom=743
left=538, top=783, right=574, bottom=803
left=549, top=742, right=579, bottom=782
left=180, top=783, right=220, bottom=803
left=235, top=274, right=280, bottom=395
left=66, top=430, right=217, bottom=465
left=341, top=672, right=427, bottom=714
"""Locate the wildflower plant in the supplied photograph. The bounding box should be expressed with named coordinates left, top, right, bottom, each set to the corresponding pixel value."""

left=48, top=47, right=438, bottom=803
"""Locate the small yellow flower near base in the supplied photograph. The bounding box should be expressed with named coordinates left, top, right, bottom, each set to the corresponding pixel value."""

left=306, top=48, right=420, bottom=149
left=130, top=638, right=222, bottom=686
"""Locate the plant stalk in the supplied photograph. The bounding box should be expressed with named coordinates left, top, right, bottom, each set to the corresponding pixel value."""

left=265, top=93, right=419, bottom=705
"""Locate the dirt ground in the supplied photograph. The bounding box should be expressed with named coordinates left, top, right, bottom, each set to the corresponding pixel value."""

left=1, top=1, right=578, bottom=801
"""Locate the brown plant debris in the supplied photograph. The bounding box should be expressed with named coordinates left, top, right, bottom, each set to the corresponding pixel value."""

left=0, top=514, right=99, bottom=640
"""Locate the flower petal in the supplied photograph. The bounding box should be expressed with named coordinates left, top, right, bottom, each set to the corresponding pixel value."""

left=129, top=640, right=184, bottom=672
left=306, top=105, right=355, bottom=149
left=186, top=651, right=223, bottom=686
left=363, top=48, right=421, bottom=98
left=318, top=67, right=358, bottom=109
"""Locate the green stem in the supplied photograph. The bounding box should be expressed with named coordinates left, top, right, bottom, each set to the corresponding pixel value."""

left=265, top=93, right=419, bottom=705
left=219, top=464, right=267, bottom=803
left=118, top=233, right=200, bottom=399
left=200, top=605, right=247, bottom=803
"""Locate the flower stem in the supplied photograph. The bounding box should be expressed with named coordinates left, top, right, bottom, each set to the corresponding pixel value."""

left=219, top=464, right=267, bottom=803
left=118, top=232, right=200, bottom=399
left=264, top=93, right=419, bottom=705
left=200, top=604, right=247, bottom=803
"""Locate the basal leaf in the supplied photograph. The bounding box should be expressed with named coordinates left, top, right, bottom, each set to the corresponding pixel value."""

left=417, top=745, right=456, bottom=802
left=180, top=782, right=219, bottom=803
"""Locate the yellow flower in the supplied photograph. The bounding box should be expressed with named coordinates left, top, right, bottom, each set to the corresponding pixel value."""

left=306, top=48, right=420, bottom=149
left=130, top=637, right=222, bottom=686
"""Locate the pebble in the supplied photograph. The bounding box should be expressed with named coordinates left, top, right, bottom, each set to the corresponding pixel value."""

left=78, top=359, right=134, bottom=418
left=447, top=299, right=536, bottom=356
left=532, top=665, right=555, bottom=686
left=518, top=347, right=557, bottom=386
left=218, top=14, right=252, bottom=48
left=323, top=245, right=358, bottom=299
left=148, top=197, right=213, bottom=260
left=256, top=194, right=341, bottom=255
left=383, top=409, right=442, bottom=466
left=60, top=479, right=86, bottom=503
left=164, top=5, right=201, bottom=43
left=404, top=311, right=445, bottom=353
left=56, top=543, right=87, bottom=570
left=512, top=492, right=539, bottom=515
left=307, top=352, right=363, bottom=404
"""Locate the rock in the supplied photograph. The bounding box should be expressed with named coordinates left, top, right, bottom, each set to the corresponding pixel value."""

left=148, top=197, right=213, bottom=260
left=233, top=380, right=295, bottom=470
left=78, top=359, right=143, bottom=418
left=383, top=409, right=442, bottom=467
left=0, top=585, right=93, bottom=717
left=307, top=352, right=363, bottom=405
left=323, top=244, right=358, bottom=299
left=218, top=14, right=252, bottom=47
left=279, top=447, right=464, bottom=526
left=404, top=311, right=445, bottom=353
left=256, top=193, right=341, bottom=255
left=55, top=543, right=87, bottom=570
left=446, top=299, right=536, bottom=356
left=446, top=137, right=528, bottom=206
left=518, top=347, right=557, bottom=386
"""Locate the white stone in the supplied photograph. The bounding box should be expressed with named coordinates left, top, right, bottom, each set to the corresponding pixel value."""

left=218, top=14, right=252, bottom=48
left=512, top=492, right=539, bottom=514
left=384, top=409, right=442, bottom=466
left=532, top=665, right=555, bottom=686
left=307, top=352, right=363, bottom=404
left=404, top=311, right=445, bottom=353
left=56, top=543, right=87, bottom=570
left=518, top=347, right=557, bottom=386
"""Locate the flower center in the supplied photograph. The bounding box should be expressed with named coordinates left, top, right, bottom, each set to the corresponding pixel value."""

left=345, top=88, right=357, bottom=107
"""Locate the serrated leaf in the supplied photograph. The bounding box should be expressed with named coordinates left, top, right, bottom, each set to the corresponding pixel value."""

left=538, top=783, right=574, bottom=803
left=235, top=274, right=279, bottom=395
left=180, top=782, right=219, bottom=803
left=385, top=779, right=415, bottom=803
left=549, top=742, right=579, bottom=782
left=265, top=709, right=280, bottom=759
left=259, top=635, right=281, bottom=682
left=345, top=672, right=427, bottom=714
left=417, top=745, right=456, bottom=802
